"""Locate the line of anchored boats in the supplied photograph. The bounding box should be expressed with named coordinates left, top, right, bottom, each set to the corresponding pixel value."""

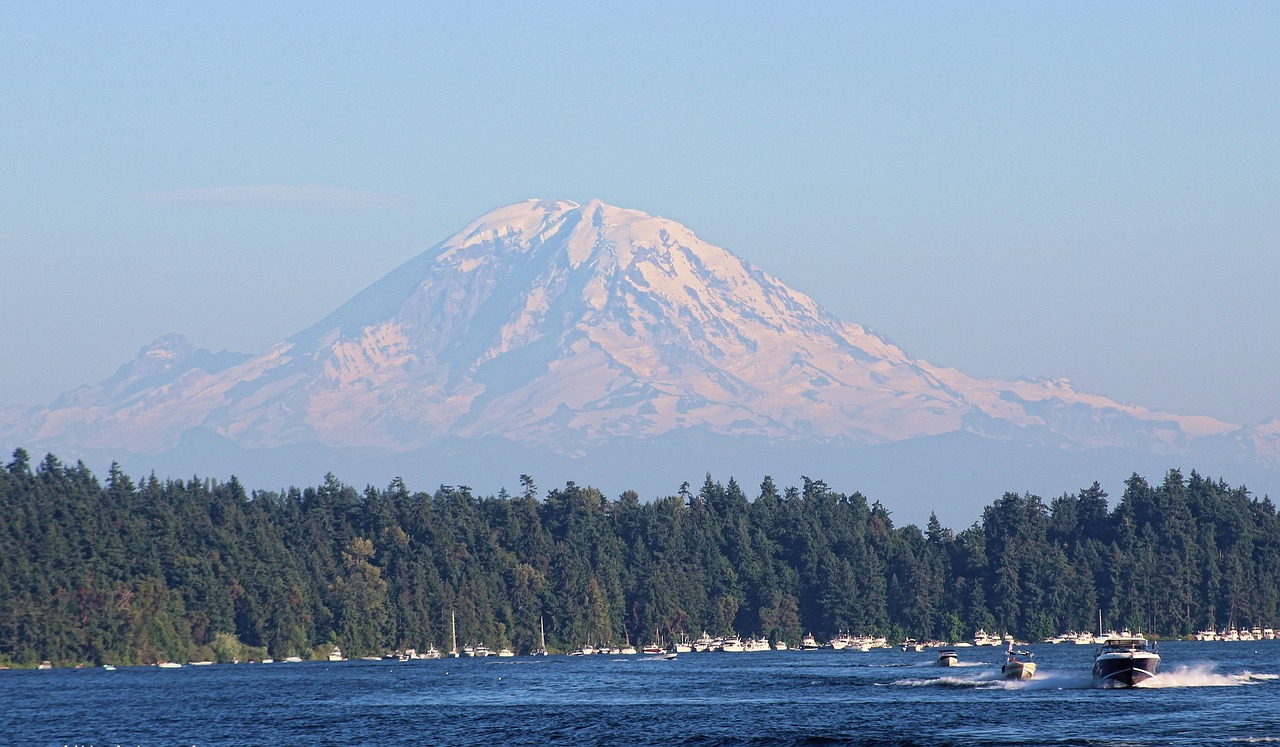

left=75, top=630, right=1179, bottom=688
left=1191, top=626, right=1276, bottom=641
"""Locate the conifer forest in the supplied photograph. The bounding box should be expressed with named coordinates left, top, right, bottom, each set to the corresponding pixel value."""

left=2, top=448, right=1277, bottom=666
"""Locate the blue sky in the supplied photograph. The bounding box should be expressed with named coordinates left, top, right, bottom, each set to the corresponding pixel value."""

left=3, top=1, right=1278, bottom=426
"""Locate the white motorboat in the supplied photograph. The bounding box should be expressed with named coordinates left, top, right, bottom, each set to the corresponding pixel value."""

left=972, top=629, right=1001, bottom=647
left=1092, top=634, right=1160, bottom=687
left=937, top=649, right=958, bottom=667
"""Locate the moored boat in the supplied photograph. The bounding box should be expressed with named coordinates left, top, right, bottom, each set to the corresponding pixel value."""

left=1092, top=634, right=1160, bottom=687
left=532, top=617, right=548, bottom=656
left=973, top=629, right=1001, bottom=647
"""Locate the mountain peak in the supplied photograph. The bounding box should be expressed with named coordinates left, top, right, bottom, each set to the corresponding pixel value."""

left=0, top=200, right=1264, bottom=488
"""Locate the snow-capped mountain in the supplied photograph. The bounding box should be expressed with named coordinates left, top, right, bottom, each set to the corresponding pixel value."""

left=2, top=199, right=1275, bottom=516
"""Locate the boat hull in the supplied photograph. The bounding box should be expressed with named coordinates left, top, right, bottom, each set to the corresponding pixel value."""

left=1001, top=661, right=1036, bottom=680
left=1092, top=653, right=1159, bottom=687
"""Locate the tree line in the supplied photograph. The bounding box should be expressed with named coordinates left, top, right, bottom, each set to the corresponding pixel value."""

left=1, top=448, right=1277, bottom=666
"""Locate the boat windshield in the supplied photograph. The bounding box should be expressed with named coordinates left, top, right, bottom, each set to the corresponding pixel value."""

left=1102, top=638, right=1148, bottom=652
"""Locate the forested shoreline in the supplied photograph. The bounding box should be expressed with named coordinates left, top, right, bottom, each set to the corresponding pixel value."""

left=2, top=448, right=1277, bottom=667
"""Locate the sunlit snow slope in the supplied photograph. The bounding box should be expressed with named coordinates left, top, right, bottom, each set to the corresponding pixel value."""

left=0, top=199, right=1261, bottom=464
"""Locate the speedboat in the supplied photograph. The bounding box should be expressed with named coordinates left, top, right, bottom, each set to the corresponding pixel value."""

left=1092, top=634, right=1160, bottom=687
left=937, top=649, right=958, bottom=667
left=1001, top=645, right=1036, bottom=680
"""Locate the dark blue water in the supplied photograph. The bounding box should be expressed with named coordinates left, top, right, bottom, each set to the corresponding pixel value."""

left=4, top=641, right=1279, bottom=746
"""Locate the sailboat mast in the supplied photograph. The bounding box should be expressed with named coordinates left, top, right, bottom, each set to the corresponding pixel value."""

left=451, top=610, right=459, bottom=658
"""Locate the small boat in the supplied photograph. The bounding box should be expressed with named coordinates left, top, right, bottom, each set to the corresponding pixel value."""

left=497, top=648, right=515, bottom=657
left=800, top=633, right=821, bottom=650
left=1000, top=644, right=1036, bottom=680
left=328, top=647, right=345, bottom=662
left=1092, top=633, right=1160, bottom=687
left=102, top=664, right=116, bottom=671
left=422, top=645, right=442, bottom=660
left=157, top=661, right=182, bottom=669
left=189, top=660, right=215, bottom=666
left=937, top=649, right=958, bottom=667
left=773, top=640, right=789, bottom=651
